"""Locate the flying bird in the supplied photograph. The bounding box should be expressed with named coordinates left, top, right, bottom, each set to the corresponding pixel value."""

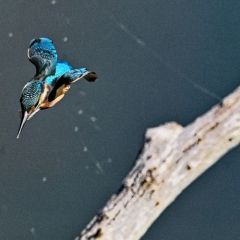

left=17, top=37, right=97, bottom=139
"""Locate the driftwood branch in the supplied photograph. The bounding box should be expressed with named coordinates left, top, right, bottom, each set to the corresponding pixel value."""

left=76, top=87, right=240, bottom=240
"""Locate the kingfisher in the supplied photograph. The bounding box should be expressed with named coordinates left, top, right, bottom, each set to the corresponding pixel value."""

left=17, top=37, right=97, bottom=139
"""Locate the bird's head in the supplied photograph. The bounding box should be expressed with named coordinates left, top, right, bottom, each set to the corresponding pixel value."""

left=17, top=80, right=43, bottom=139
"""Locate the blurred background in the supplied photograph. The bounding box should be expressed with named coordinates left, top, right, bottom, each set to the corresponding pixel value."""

left=0, top=0, right=239, bottom=239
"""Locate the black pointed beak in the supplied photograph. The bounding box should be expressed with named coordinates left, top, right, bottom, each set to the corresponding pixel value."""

left=16, top=111, right=29, bottom=139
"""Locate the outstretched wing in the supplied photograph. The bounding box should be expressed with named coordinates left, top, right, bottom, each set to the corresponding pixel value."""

left=20, top=81, right=43, bottom=110
left=44, top=60, right=72, bottom=86
left=48, top=68, right=97, bottom=102
left=63, top=68, right=97, bottom=83
left=28, top=37, right=57, bottom=79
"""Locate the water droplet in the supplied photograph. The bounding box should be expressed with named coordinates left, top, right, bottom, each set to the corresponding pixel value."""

left=74, top=126, right=79, bottom=132
left=90, top=116, right=97, bottom=122
left=79, top=90, right=86, bottom=96
left=78, top=109, right=83, bottom=115
left=83, top=146, right=88, bottom=152
left=93, top=125, right=101, bottom=131
left=63, top=36, right=68, bottom=42
left=95, top=161, right=103, bottom=173
left=8, top=32, right=13, bottom=38
left=136, top=38, right=145, bottom=46
left=42, top=177, right=47, bottom=183
left=51, top=0, right=57, bottom=5
left=66, top=17, right=70, bottom=25
left=30, top=227, right=35, bottom=235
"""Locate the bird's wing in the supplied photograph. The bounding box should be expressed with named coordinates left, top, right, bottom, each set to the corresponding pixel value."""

left=20, top=81, right=43, bottom=110
left=28, top=38, right=58, bottom=79
left=63, top=68, right=97, bottom=83
left=48, top=68, right=97, bottom=102
left=44, top=60, right=72, bottom=86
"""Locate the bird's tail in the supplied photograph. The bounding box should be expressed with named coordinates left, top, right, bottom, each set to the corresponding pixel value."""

left=83, top=71, right=97, bottom=82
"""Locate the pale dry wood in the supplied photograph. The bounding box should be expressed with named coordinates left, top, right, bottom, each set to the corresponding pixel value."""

left=76, top=87, right=240, bottom=240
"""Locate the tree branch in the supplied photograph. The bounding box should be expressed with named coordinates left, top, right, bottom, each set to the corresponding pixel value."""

left=76, top=87, right=240, bottom=240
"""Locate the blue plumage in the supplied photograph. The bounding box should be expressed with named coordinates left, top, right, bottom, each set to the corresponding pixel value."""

left=28, top=38, right=57, bottom=79
left=17, top=37, right=97, bottom=139
left=21, top=81, right=43, bottom=110
left=64, top=68, right=88, bottom=82
left=44, top=60, right=72, bottom=85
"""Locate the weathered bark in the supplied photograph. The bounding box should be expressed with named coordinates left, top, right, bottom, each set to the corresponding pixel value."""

left=76, top=87, right=240, bottom=240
